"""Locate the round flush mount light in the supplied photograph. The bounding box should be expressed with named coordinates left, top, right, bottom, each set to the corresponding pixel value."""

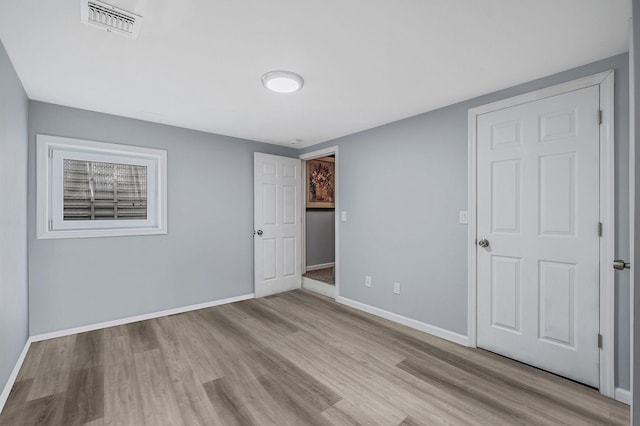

left=261, top=70, right=304, bottom=93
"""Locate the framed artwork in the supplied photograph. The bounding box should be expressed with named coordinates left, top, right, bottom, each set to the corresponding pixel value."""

left=306, top=156, right=335, bottom=208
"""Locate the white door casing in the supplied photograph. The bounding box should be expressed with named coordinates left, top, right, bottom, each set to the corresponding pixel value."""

left=254, top=153, right=302, bottom=298
left=468, top=71, right=615, bottom=396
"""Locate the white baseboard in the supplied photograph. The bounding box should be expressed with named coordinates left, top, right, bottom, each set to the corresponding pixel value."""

left=30, top=293, right=254, bottom=342
left=0, top=337, right=33, bottom=415
left=614, top=387, right=631, bottom=405
left=336, top=296, right=469, bottom=346
left=302, top=277, right=335, bottom=299
left=305, top=262, right=335, bottom=272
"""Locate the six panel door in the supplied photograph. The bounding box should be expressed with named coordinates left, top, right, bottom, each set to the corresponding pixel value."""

left=254, top=153, right=302, bottom=298
left=476, top=85, right=601, bottom=387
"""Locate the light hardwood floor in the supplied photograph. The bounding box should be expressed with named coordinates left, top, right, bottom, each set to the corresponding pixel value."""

left=0, top=290, right=629, bottom=425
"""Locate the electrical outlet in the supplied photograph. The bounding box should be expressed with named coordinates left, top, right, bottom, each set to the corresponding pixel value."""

left=365, top=275, right=372, bottom=287
left=393, top=282, right=401, bottom=294
left=341, top=211, right=347, bottom=222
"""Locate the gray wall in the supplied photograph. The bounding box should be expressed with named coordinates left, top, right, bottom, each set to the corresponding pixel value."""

left=306, top=210, right=335, bottom=267
left=28, top=102, right=297, bottom=335
left=302, top=53, right=631, bottom=390
left=0, top=41, right=29, bottom=399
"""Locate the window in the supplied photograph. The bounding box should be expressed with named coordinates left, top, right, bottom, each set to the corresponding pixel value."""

left=37, top=134, right=167, bottom=239
left=63, top=159, right=148, bottom=221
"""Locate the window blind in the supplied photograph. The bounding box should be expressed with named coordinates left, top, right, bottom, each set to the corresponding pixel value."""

left=63, top=159, right=147, bottom=221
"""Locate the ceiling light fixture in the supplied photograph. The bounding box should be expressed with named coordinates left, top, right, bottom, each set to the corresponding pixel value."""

left=261, top=70, right=304, bottom=94
left=289, top=139, right=302, bottom=145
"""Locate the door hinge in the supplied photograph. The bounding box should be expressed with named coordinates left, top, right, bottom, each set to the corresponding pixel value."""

left=598, top=333, right=603, bottom=349
left=48, top=148, right=53, bottom=159
left=598, top=110, right=603, bottom=125
left=598, top=222, right=603, bottom=237
left=48, top=219, right=53, bottom=231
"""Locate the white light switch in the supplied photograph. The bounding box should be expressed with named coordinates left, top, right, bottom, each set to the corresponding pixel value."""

left=459, top=210, right=468, bottom=224
left=341, top=211, right=347, bottom=222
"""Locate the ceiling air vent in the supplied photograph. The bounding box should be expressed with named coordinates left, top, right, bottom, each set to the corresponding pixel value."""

left=81, top=0, right=143, bottom=39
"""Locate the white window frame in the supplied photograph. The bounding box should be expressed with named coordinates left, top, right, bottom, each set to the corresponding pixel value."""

left=37, top=134, right=167, bottom=239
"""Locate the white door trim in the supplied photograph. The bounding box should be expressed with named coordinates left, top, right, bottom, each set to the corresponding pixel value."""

left=467, top=70, right=616, bottom=398
left=628, top=16, right=636, bottom=415
left=300, top=146, right=339, bottom=298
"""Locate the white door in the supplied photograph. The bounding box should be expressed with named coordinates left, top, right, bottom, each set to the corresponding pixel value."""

left=476, top=85, right=601, bottom=387
left=254, top=153, right=302, bottom=298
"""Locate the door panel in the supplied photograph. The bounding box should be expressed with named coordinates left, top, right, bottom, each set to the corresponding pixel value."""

left=539, top=153, right=576, bottom=235
left=491, top=255, right=521, bottom=332
left=262, top=183, right=276, bottom=224
left=538, top=260, right=576, bottom=347
left=491, top=120, right=522, bottom=149
left=283, top=237, right=296, bottom=276
left=283, top=185, right=296, bottom=224
left=477, top=85, right=600, bottom=387
left=491, top=159, right=521, bottom=233
left=262, top=238, right=277, bottom=280
left=539, top=109, right=577, bottom=142
left=254, top=153, right=302, bottom=298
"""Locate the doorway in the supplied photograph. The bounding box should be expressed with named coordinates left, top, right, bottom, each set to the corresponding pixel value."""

left=300, top=147, right=339, bottom=299
left=468, top=71, right=615, bottom=396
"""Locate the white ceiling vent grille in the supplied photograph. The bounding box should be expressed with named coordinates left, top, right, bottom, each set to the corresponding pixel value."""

left=81, top=0, right=143, bottom=39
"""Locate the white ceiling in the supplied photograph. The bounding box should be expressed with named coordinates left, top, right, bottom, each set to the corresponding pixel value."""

left=0, top=1, right=632, bottom=148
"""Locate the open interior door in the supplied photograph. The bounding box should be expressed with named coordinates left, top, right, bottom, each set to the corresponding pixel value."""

left=254, top=153, right=302, bottom=298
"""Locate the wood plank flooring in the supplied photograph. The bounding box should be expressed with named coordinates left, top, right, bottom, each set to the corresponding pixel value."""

left=0, top=289, right=629, bottom=425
